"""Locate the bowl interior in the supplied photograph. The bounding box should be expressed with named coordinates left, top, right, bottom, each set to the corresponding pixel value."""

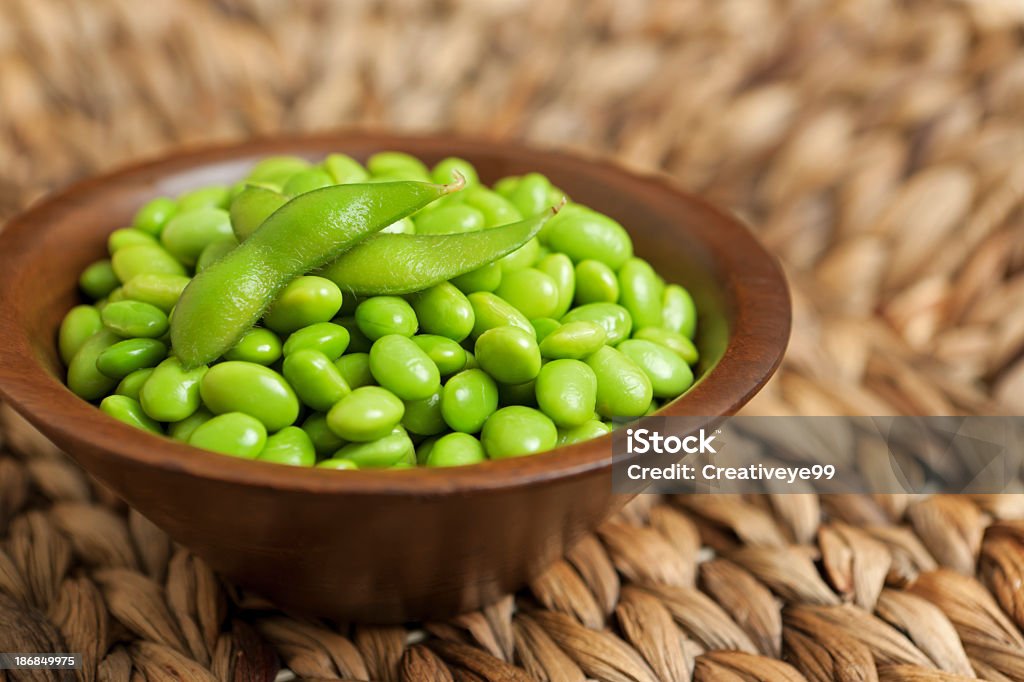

left=0, top=134, right=789, bottom=494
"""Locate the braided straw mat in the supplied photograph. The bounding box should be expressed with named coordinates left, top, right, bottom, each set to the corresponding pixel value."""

left=3, top=0, right=1024, bottom=680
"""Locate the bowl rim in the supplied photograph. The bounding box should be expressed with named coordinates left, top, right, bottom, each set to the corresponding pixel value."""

left=0, top=131, right=790, bottom=496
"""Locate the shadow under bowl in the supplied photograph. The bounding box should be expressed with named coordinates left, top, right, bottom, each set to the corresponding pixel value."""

left=0, top=133, right=789, bottom=622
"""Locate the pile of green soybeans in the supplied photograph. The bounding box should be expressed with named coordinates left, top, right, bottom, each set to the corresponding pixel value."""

left=59, top=152, right=699, bottom=469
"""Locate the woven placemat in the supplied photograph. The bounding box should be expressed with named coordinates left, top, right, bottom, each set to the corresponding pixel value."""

left=2, top=0, right=1024, bottom=679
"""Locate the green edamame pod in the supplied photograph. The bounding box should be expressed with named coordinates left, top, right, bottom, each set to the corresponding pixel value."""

left=100, top=395, right=163, bottom=434
left=618, top=258, right=664, bottom=329
left=67, top=330, right=120, bottom=400
left=139, top=357, right=208, bottom=422
left=259, top=426, right=316, bottom=467
left=319, top=209, right=554, bottom=296
left=586, top=346, right=652, bottom=419
left=59, top=305, right=104, bottom=365
left=662, top=284, right=698, bottom=339
left=229, top=186, right=289, bottom=240
left=172, top=177, right=463, bottom=368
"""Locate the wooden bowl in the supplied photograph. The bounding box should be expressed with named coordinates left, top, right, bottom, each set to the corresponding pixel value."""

left=0, top=134, right=789, bottom=622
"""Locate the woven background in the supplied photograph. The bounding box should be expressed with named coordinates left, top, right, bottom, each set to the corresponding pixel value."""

left=2, top=0, right=1024, bottom=679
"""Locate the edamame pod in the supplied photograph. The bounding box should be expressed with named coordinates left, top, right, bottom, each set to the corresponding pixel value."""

left=172, top=178, right=463, bottom=368
left=319, top=209, right=555, bottom=295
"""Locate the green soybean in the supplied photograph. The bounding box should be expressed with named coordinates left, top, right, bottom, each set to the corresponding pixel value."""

left=100, top=395, right=162, bottom=434
left=79, top=260, right=120, bottom=300
left=283, top=168, right=334, bottom=196
left=574, top=260, right=620, bottom=304
left=536, top=253, right=575, bottom=318
left=402, top=389, right=447, bottom=436
left=283, top=349, right=351, bottom=411
left=618, top=258, right=663, bottom=329
left=497, top=379, right=537, bottom=408
left=258, top=426, right=316, bottom=467
left=411, top=283, right=475, bottom=341
left=67, top=330, right=120, bottom=400
left=411, top=335, right=467, bottom=376
left=160, top=208, right=233, bottom=266
left=139, top=357, right=208, bottom=422
left=368, top=151, right=430, bottom=181
left=474, top=327, right=542, bottom=384
left=324, top=153, right=369, bottom=184
left=96, top=338, right=167, bottom=379
left=586, top=346, right=653, bottom=419
left=195, top=236, right=238, bottom=272
left=108, top=228, right=158, bottom=253
left=59, top=305, right=104, bottom=365
left=200, top=362, right=299, bottom=432
left=334, top=352, right=375, bottom=389
left=263, top=276, right=344, bottom=334
left=178, top=185, right=230, bottom=212
left=535, top=359, right=598, bottom=428
left=662, top=284, right=697, bottom=339
left=508, top=173, right=551, bottom=217
left=172, top=178, right=461, bottom=368
left=494, top=268, right=560, bottom=320
left=111, top=244, right=186, bottom=282
left=331, top=426, right=415, bottom=468
left=230, top=185, right=289, bottom=240
left=320, top=211, right=552, bottom=296
left=355, top=296, right=418, bottom=340
left=481, top=406, right=557, bottom=458
left=132, top=197, right=178, bottom=236
left=414, top=204, right=485, bottom=235
left=368, top=334, right=440, bottom=401
left=246, top=155, right=311, bottom=188
left=426, top=432, right=486, bottom=467
left=468, top=292, right=534, bottom=339
left=451, top=262, right=502, bottom=294
left=432, top=158, right=479, bottom=187
left=189, top=412, right=267, bottom=459
left=464, top=187, right=522, bottom=227
left=618, top=339, right=694, bottom=398
left=632, top=327, right=699, bottom=365
left=539, top=320, right=607, bottom=359
left=168, top=407, right=213, bottom=442
left=558, top=420, right=612, bottom=445
left=561, top=303, right=632, bottom=344
left=122, top=274, right=191, bottom=312
left=498, top=237, right=541, bottom=272
left=327, top=386, right=405, bottom=442
left=317, top=458, right=359, bottom=470
left=115, top=368, right=155, bottom=401
left=544, top=207, right=633, bottom=268
left=531, top=318, right=561, bottom=342
left=101, top=301, right=169, bottom=339
left=283, top=322, right=350, bottom=359
left=302, top=412, right=346, bottom=457
left=334, top=316, right=372, bottom=353
left=441, top=369, right=498, bottom=433
left=224, top=327, right=282, bottom=365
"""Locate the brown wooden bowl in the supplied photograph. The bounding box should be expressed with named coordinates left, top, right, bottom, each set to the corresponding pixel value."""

left=0, top=133, right=789, bottom=622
